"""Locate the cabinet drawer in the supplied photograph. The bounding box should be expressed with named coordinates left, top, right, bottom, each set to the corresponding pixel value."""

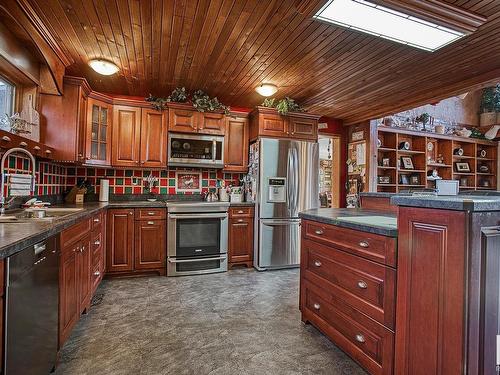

left=229, top=206, right=254, bottom=218
left=303, top=220, right=396, bottom=267
left=302, top=280, right=394, bottom=375
left=302, top=239, right=396, bottom=328
left=135, top=208, right=166, bottom=220
left=91, top=211, right=104, bottom=229
left=61, top=218, right=91, bottom=248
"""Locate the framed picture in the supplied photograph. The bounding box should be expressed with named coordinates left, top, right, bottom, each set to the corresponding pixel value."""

left=175, top=171, right=202, bottom=193
left=410, top=174, right=420, bottom=185
left=399, top=174, right=410, bottom=185
left=400, top=156, right=414, bottom=170
left=378, top=176, right=391, bottom=184
left=382, top=158, right=390, bottom=167
left=455, top=162, right=470, bottom=172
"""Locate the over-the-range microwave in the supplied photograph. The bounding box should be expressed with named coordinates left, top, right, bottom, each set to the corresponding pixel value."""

left=168, top=133, right=224, bottom=168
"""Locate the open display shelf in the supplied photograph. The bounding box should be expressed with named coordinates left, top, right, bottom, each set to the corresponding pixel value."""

left=373, top=126, right=498, bottom=192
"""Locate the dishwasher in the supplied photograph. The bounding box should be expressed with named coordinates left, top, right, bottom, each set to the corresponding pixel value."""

left=4, top=235, right=59, bottom=375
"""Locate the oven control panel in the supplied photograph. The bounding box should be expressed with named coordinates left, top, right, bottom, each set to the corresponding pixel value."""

left=267, top=177, right=286, bottom=203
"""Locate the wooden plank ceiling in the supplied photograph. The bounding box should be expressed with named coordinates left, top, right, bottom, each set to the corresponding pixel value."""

left=22, top=0, right=500, bottom=124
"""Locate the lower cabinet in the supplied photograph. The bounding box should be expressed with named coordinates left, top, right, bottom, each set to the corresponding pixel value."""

left=107, top=208, right=166, bottom=275
left=59, top=211, right=105, bottom=347
left=300, top=219, right=397, bottom=375
left=228, top=206, right=254, bottom=267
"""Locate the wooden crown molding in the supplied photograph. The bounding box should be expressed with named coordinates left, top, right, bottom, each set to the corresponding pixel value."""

left=373, top=0, right=487, bottom=34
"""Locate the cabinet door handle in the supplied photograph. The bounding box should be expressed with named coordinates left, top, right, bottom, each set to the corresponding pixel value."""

left=94, top=240, right=101, bottom=246
left=147, top=212, right=156, bottom=216
left=93, top=218, right=100, bottom=223
left=313, top=303, right=321, bottom=310
left=314, top=260, right=322, bottom=267
left=147, top=221, right=155, bottom=225
left=357, top=281, right=368, bottom=289
left=359, top=241, right=369, bottom=248
left=355, top=334, right=366, bottom=343
left=94, top=271, right=100, bottom=276
left=314, top=229, right=324, bottom=235
left=129, top=212, right=133, bottom=215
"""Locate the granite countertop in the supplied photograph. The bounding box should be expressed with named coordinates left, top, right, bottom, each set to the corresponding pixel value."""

left=0, top=199, right=255, bottom=259
left=299, top=208, right=398, bottom=237
left=391, top=195, right=500, bottom=212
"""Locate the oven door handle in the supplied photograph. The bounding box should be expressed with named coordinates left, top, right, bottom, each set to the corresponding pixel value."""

left=168, top=213, right=228, bottom=219
left=168, top=256, right=227, bottom=263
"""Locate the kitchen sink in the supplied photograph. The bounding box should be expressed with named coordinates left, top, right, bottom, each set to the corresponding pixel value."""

left=0, top=208, right=84, bottom=222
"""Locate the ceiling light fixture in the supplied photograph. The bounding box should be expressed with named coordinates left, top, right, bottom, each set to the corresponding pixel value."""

left=256, top=83, right=278, bottom=97
left=314, top=0, right=466, bottom=52
left=89, top=59, right=119, bottom=75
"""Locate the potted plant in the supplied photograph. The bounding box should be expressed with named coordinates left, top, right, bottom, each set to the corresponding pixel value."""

left=479, top=84, right=500, bottom=126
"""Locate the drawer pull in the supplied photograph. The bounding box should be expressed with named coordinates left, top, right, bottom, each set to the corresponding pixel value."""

left=94, top=271, right=100, bottom=277
left=237, top=219, right=244, bottom=223
left=313, top=260, right=322, bottom=267
left=147, top=212, right=156, bottom=216
left=94, top=240, right=101, bottom=246
left=313, top=303, right=321, bottom=310
left=359, top=241, right=369, bottom=248
left=357, top=280, right=368, bottom=289
left=237, top=210, right=244, bottom=214
left=314, top=229, right=324, bottom=235
left=355, top=334, right=366, bottom=343
left=93, top=218, right=100, bottom=223
left=147, top=221, right=155, bottom=225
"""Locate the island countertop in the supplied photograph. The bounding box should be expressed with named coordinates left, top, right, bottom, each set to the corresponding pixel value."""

left=299, top=208, right=398, bottom=237
left=391, top=195, right=500, bottom=212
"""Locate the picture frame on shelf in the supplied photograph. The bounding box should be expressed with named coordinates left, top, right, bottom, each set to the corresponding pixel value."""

left=410, top=174, right=420, bottom=185
left=382, top=158, right=391, bottom=167
left=455, top=162, right=470, bottom=173
left=400, top=156, right=414, bottom=169
left=400, top=174, right=410, bottom=185
left=378, top=176, right=391, bottom=184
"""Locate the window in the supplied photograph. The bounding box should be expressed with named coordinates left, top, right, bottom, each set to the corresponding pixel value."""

left=0, top=76, right=15, bottom=118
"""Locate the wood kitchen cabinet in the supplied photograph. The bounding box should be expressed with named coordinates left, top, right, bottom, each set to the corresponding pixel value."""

left=107, top=208, right=166, bottom=276
left=40, top=76, right=91, bottom=162
left=134, top=219, right=166, bottom=270
left=112, top=106, right=167, bottom=168
left=224, top=114, right=249, bottom=173
left=228, top=206, right=254, bottom=267
left=249, top=106, right=320, bottom=141
left=168, top=103, right=225, bottom=135
left=106, top=209, right=134, bottom=273
left=85, top=97, right=112, bottom=166
left=59, top=217, right=93, bottom=347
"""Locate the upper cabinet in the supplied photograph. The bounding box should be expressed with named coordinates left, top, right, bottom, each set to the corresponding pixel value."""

left=168, top=103, right=225, bottom=135
left=249, top=107, right=320, bottom=141
left=224, top=114, right=249, bottom=173
left=86, top=98, right=112, bottom=166
left=112, top=106, right=167, bottom=168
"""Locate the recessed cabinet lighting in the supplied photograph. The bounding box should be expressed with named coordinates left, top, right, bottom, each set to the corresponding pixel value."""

left=314, top=0, right=465, bottom=52
left=89, top=59, right=119, bottom=75
left=256, top=84, right=278, bottom=97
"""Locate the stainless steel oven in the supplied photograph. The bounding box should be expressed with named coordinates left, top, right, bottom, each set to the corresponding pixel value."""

left=166, top=201, right=229, bottom=276
left=168, top=133, right=224, bottom=168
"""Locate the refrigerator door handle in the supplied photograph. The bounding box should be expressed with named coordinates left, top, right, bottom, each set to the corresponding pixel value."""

left=291, top=147, right=299, bottom=217
left=286, top=148, right=292, bottom=214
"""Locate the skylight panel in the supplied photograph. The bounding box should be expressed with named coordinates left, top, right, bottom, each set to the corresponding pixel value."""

left=314, top=0, right=465, bottom=52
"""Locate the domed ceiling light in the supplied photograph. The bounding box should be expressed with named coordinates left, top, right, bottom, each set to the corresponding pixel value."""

left=255, top=83, right=278, bottom=97
left=89, top=59, right=119, bottom=75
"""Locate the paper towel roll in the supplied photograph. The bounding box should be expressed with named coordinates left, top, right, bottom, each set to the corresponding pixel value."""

left=99, top=179, right=109, bottom=202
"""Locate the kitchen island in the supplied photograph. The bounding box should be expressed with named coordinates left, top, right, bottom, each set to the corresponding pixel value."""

left=300, top=195, right=500, bottom=375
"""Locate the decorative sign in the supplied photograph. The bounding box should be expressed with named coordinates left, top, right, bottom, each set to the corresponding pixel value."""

left=176, top=172, right=201, bottom=193
left=351, top=130, right=364, bottom=141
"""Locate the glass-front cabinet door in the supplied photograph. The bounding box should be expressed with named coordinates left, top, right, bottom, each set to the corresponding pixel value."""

left=85, top=98, right=111, bottom=166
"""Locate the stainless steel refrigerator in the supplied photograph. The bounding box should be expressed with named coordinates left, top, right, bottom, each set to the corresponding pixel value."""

left=248, top=138, right=319, bottom=270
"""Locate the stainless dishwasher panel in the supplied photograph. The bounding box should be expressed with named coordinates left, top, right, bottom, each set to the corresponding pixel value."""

left=5, top=236, right=59, bottom=375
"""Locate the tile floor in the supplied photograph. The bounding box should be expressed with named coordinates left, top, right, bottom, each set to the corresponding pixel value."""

left=56, top=269, right=367, bottom=375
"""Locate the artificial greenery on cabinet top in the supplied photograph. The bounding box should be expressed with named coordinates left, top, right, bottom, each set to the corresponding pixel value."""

left=261, top=97, right=304, bottom=115
left=146, top=87, right=229, bottom=114
left=480, top=84, right=500, bottom=113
